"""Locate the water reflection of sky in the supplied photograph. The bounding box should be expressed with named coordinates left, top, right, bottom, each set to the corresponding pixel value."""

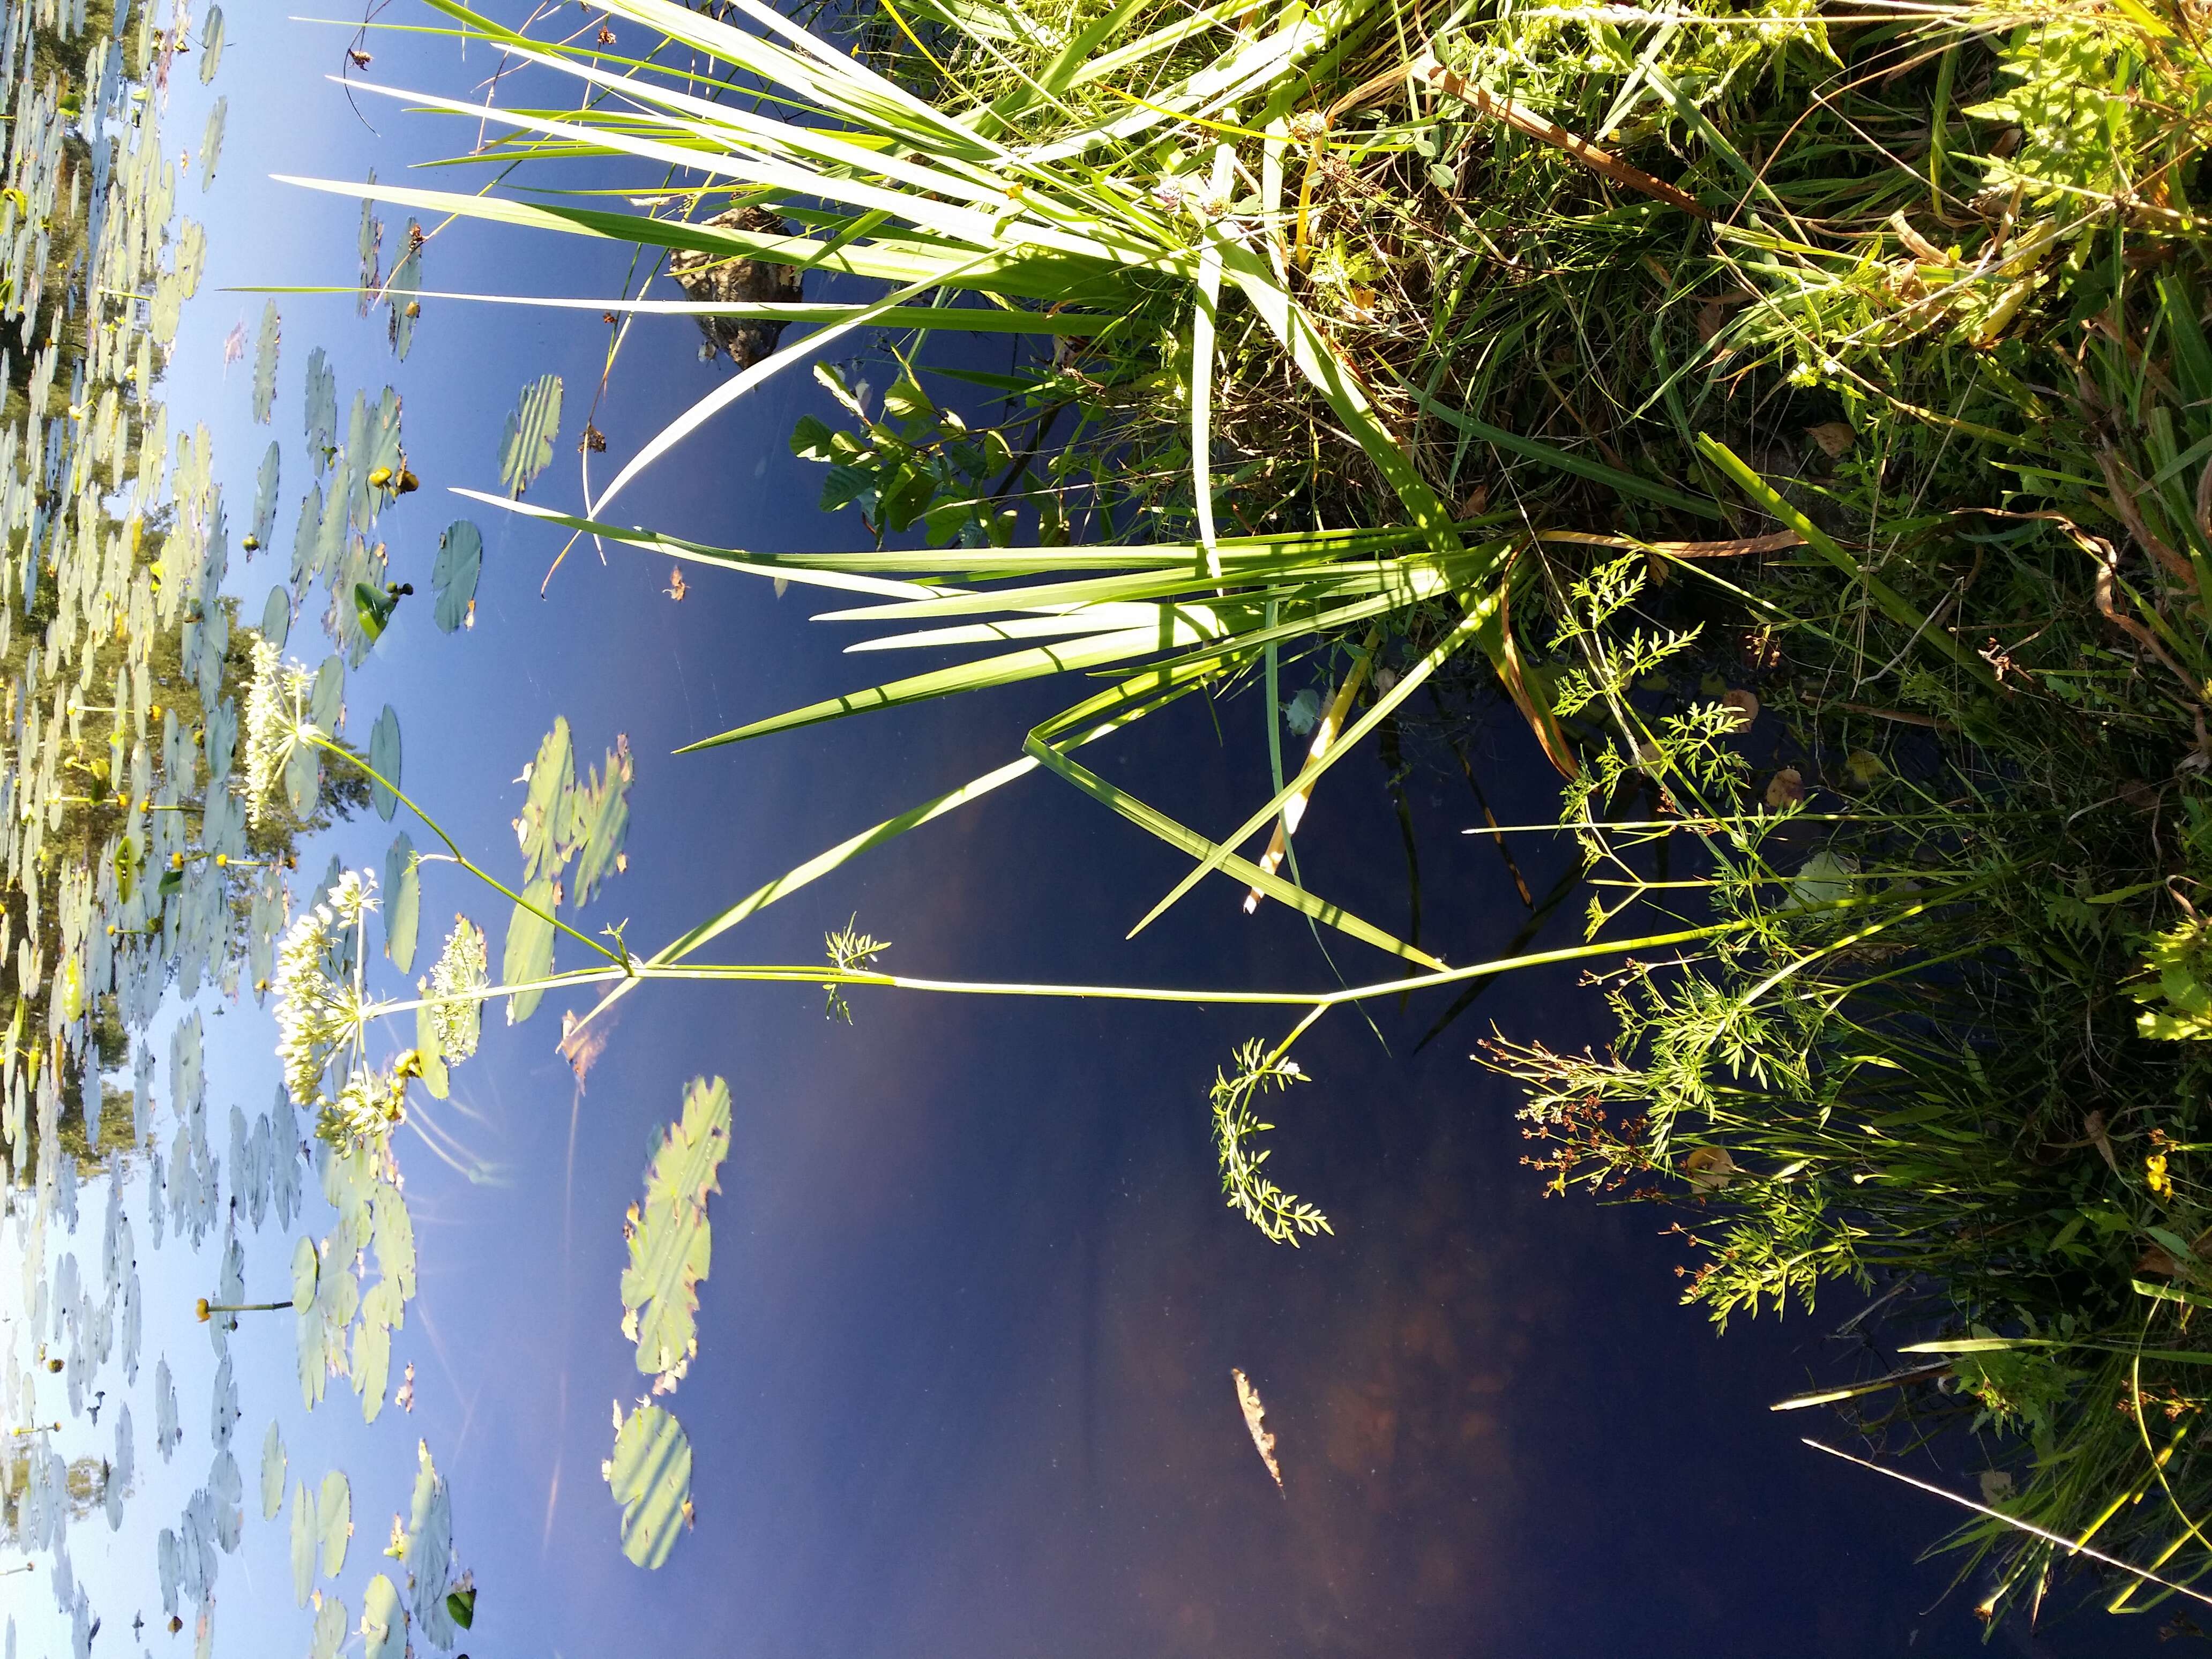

left=1, top=8, right=2174, bottom=1657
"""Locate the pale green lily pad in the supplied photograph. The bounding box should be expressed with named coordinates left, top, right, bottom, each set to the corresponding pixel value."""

left=498, top=372, right=562, bottom=497
left=318, top=1469, right=352, bottom=1578
left=622, top=1077, right=732, bottom=1392
left=361, top=1573, right=406, bottom=1659
left=1792, top=850, right=1858, bottom=907
left=252, top=303, right=279, bottom=425
left=309, top=1594, right=348, bottom=1659
left=502, top=877, right=558, bottom=1025
left=431, top=520, right=481, bottom=634
left=401, top=1442, right=455, bottom=1648
left=199, top=4, right=225, bottom=81
left=200, top=97, right=226, bottom=189
left=606, top=1402, right=692, bottom=1570
left=289, top=1478, right=317, bottom=1605
left=384, top=832, right=419, bottom=973
left=260, top=1421, right=285, bottom=1520
left=368, top=705, right=401, bottom=820
left=517, top=719, right=574, bottom=881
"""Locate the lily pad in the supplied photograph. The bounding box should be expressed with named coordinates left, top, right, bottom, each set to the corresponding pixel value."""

left=318, top=1469, right=352, bottom=1578
left=498, top=372, right=562, bottom=497
left=621, top=1077, right=731, bottom=1393
left=368, top=705, right=401, bottom=820
left=251, top=304, right=279, bottom=425
left=361, top=1573, right=406, bottom=1659
left=199, top=97, right=226, bottom=189
left=260, top=1421, right=285, bottom=1520
left=288, top=1479, right=316, bottom=1604
left=430, top=520, right=481, bottom=634
left=309, top=1594, right=348, bottom=1659
left=501, top=878, right=557, bottom=1025
left=605, top=1401, right=692, bottom=1570
left=384, top=833, right=420, bottom=973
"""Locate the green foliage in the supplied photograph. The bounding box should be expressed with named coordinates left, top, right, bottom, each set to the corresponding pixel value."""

left=620, top=1076, right=731, bottom=1393
left=497, top=372, right=562, bottom=497
left=604, top=1401, right=692, bottom=1570
left=1209, top=1040, right=1330, bottom=1246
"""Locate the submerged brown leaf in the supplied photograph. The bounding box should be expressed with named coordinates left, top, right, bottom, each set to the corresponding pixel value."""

left=1232, top=1368, right=1283, bottom=1494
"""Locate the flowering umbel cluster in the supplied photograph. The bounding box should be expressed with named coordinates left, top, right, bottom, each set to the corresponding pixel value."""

left=271, top=869, right=405, bottom=1148
left=426, top=914, right=488, bottom=1064
left=242, top=637, right=320, bottom=827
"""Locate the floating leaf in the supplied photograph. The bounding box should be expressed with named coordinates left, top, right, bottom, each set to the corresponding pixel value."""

left=517, top=719, right=575, bottom=881
left=384, top=833, right=419, bottom=973
left=200, top=97, right=226, bottom=189
left=498, top=373, right=562, bottom=497
left=252, top=439, right=281, bottom=551
left=260, top=585, right=290, bottom=650
left=431, top=521, right=481, bottom=634
left=361, top=1574, right=406, bottom=1659
left=500, top=878, right=557, bottom=1025
left=251, top=303, right=279, bottom=424
left=604, top=1402, right=692, bottom=1570
left=620, top=1077, right=731, bottom=1394
left=288, top=1479, right=317, bottom=1605
left=318, top=1470, right=352, bottom=1578
left=388, top=222, right=423, bottom=360
left=305, top=347, right=339, bottom=468
left=368, top=705, right=401, bottom=819
left=260, top=1421, right=286, bottom=1521
left=309, top=1595, right=348, bottom=1659
left=567, top=736, right=632, bottom=908
left=199, top=4, right=225, bottom=81
left=399, top=1443, right=455, bottom=1648
left=1232, top=1368, right=1283, bottom=1492
left=310, top=655, right=345, bottom=733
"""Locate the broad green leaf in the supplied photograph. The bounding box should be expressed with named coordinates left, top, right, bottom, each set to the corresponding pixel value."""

left=368, top=705, right=401, bottom=820
left=310, top=656, right=345, bottom=733
left=252, top=439, right=281, bottom=548
left=288, top=1479, right=317, bottom=1604
left=318, top=1470, right=352, bottom=1578
left=517, top=719, right=574, bottom=881
left=400, top=1443, right=455, bottom=1647
left=200, top=96, right=227, bottom=189
left=199, top=4, right=225, bottom=81
left=309, top=1595, right=348, bottom=1659
left=260, top=1420, right=285, bottom=1521
left=618, top=1078, right=731, bottom=1393
left=431, top=520, right=482, bottom=633
left=606, top=1402, right=692, bottom=1570
left=355, top=1279, right=402, bottom=1423
left=502, top=877, right=558, bottom=1024
left=567, top=737, right=631, bottom=906
left=498, top=372, right=562, bottom=497
left=252, top=303, right=280, bottom=424
left=361, top=1573, right=406, bottom=1659
left=414, top=995, right=451, bottom=1100
left=385, top=832, right=419, bottom=973
left=304, top=347, right=339, bottom=467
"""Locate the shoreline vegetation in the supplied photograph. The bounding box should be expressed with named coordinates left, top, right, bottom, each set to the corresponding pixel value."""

left=314, top=0, right=2212, bottom=1627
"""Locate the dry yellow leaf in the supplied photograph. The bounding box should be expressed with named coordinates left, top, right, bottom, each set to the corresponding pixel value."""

left=1232, top=1368, right=1283, bottom=1493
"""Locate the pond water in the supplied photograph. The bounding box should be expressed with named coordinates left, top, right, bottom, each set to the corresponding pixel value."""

left=0, top=6, right=2178, bottom=1657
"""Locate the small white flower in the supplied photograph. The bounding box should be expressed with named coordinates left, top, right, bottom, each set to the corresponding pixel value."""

left=242, top=637, right=320, bottom=827
left=271, top=869, right=377, bottom=1116
left=425, top=914, right=488, bottom=1065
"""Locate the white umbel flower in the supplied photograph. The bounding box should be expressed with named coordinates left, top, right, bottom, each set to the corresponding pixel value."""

left=271, top=869, right=378, bottom=1116
left=242, top=636, right=320, bottom=827
left=425, top=914, right=488, bottom=1065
